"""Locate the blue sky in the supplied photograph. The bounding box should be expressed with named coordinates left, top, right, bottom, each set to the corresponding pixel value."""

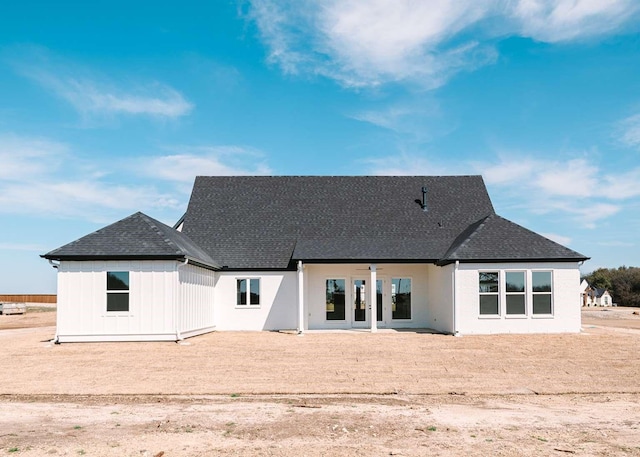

left=1, top=0, right=640, bottom=293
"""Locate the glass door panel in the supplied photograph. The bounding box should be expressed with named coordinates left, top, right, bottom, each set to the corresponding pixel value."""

left=376, top=279, right=383, bottom=322
left=353, top=279, right=367, bottom=324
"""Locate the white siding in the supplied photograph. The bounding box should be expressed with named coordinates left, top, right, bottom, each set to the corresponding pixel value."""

left=425, top=263, right=455, bottom=334
left=177, top=263, right=216, bottom=338
left=213, top=271, right=298, bottom=331
left=56, top=260, right=216, bottom=342
left=455, top=262, right=581, bottom=334
left=304, top=264, right=430, bottom=330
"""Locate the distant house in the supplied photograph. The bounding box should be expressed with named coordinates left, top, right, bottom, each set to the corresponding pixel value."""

left=581, top=281, right=614, bottom=307
left=42, top=176, right=588, bottom=342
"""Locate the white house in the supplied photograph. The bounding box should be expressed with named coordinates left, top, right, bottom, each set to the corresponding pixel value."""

left=43, top=176, right=589, bottom=342
left=581, top=281, right=614, bottom=307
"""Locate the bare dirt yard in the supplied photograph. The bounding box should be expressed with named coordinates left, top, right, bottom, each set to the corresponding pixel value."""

left=1, top=307, right=639, bottom=456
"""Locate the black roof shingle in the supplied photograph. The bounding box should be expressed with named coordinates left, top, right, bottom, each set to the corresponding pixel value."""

left=42, top=212, right=220, bottom=269
left=180, top=175, right=587, bottom=268
left=43, top=176, right=588, bottom=269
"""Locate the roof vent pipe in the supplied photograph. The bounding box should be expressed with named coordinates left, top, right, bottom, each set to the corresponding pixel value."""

left=421, top=186, right=428, bottom=212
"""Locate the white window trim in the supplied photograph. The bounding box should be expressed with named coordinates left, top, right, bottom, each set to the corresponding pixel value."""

left=531, top=270, right=554, bottom=318
left=390, top=276, right=413, bottom=322
left=478, top=270, right=501, bottom=317
left=236, top=277, right=261, bottom=308
left=325, top=277, right=347, bottom=323
left=106, top=271, right=131, bottom=315
left=505, top=270, right=527, bottom=318
left=477, top=269, right=555, bottom=319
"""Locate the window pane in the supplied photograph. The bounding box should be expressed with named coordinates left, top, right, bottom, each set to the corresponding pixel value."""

left=480, top=295, right=498, bottom=315
left=533, top=294, right=552, bottom=314
left=107, top=293, right=129, bottom=312
left=107, top=271, right=129, bottom=290
left=392, top=278, right=411, bottom=320
left=326, top=279, right=345, bottom=320
left=237, top=279, right=247, bottom=305
left=250, top=279, right=260, bottom=305
left=506, top=272, right=525, bottom=292
left=506, top=295, right=525, bottom=315
left=532, top=272, right=552, bottom=292
left=479, top=272, right=498, bottom=293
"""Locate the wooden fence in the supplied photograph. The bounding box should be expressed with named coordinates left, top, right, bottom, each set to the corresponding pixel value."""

left=0, top=294, right=57, bottom=303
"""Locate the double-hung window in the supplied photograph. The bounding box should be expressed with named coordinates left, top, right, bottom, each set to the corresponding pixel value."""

left=107, top=271, right=129, bottom=312
left=532, top=271, right=553, bottom=315
left=237, top=278, right=260, bottom=306
left=505, top=271, right=526, bottom=315
left=479, top=272, right=499, bottom=315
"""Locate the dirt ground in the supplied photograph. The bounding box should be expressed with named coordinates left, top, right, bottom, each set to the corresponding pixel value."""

left=1, top=306, right=639, bottom=456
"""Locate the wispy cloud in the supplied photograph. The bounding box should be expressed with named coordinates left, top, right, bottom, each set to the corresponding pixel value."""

left=8, top=47, right=193, bottom=119
left=362, top=150, right=636, bottom=229
left=476, top=155, right=639, bottom=227
left=0, top=134, right=271, bottom=222
left=348, top=99, right=449, bottom=142
left=363, top=152, right=451, bottom=176
left=0, top=134, right=67, bottom=179
left=0, top=242, right=47, bottom=252
left=540, top=232, right=572, bottom=245
left=142, top=146, right=272, bottom=182
left=617, top=113, right=640, bottom=149
left=247, top=0, right=639, bottom=89
left=511, top=0, right=640, bottom=42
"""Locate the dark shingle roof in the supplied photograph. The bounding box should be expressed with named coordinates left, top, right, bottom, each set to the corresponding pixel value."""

left=42, top=212, right=220, bottom=269
left=44, top=176, right=588, bottom=270
left=181, top=176, right=498, bottom=268
left=439, top=214, right=587, bottom=264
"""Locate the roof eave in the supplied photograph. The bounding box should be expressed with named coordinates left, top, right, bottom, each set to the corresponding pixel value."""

left=436, top=256, right=590, bottom=266
left=293, top=258, right=440, bottom=264
left=42, top=253, right=221, bottom=271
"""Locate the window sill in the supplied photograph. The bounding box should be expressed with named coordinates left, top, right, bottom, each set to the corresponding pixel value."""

left=235, top=305, right=261, bottom=309
left=505, top=314, right=528, bottom=319
left=104, top=313, right=133, bottom=317
left=532, top=314, right=554, bottom=319
left=478, top=314, right=501, bottom=319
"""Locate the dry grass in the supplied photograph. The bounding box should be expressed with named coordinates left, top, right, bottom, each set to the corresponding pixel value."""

left=1, top=307, right=639, bottom=456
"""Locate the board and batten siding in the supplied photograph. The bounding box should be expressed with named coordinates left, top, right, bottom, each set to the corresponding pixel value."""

left=177, top=263, right=215, bottom=338
left=213, top=271, right=298, bottom=331
left=454, top=262, right=581, bottom=334
left=56, top=260, right=215, bottom=342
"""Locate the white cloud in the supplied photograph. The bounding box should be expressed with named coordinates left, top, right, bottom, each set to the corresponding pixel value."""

left=480, top=159, right=536, bottom=185
left=363, top=152, right=450, bottom=176
left=0, top=242, right=47, bottom=252
left=360, top=150, right=635, bottom=228
left=540, top=232, right=572, bottom=245
left=0, top=134, right=271, bottom=222
left=0, top=135, right=68, bottom=179
left=617, top=113, right=640, bottom=149
left=349, top=99, right=446, bottom=139
left=511, top=0, right=640, bottom=42
left=248, top=0, right=640, bottom=88
left=476, top=154, right=632, bottom=226
left=9, top=48, right=193, bottom=119
left=144, top=146, right=272, bottom=182
left=535, top=158, right=597, bottom=197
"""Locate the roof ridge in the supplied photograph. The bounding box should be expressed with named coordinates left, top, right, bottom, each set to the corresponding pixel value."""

left=439, top=214, right=493, bottom=262
left=138, top=212, right=183, bottom=255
